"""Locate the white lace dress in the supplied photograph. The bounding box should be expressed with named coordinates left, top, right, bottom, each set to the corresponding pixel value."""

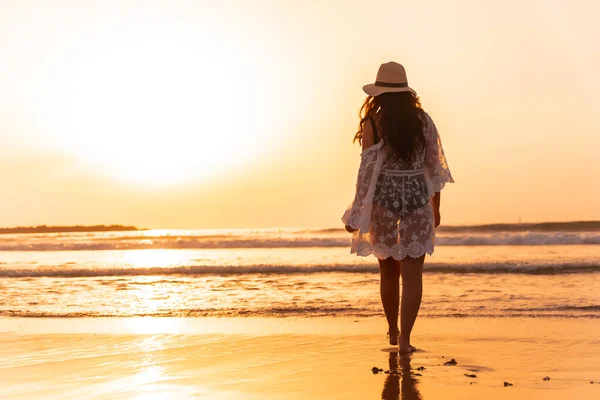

left=342, top=112, right=454, bottom=260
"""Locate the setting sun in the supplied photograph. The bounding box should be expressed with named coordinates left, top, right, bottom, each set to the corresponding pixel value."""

left=12, top=5, right=277, bottom=186
left=56, top=29, right=269, bottom=185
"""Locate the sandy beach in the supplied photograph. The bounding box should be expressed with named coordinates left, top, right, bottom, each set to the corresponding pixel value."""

left=1, top=317, right=598, bottom=399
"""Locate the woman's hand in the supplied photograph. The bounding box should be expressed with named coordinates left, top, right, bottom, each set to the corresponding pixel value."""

left=345, top=225, right=357, bottom=233
left=434, top=210, right=441, bottom=228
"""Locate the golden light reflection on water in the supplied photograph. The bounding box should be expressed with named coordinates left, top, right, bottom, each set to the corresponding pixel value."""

left=132, top=280, right=173, bottom=314
left=124, top=318, right=183, bottom=334
left=131, top=391, right=170, bottom=400
left=133, top=365, right=165, bottom=386
left=116, top=249, right=222, bottom=320
left=122, top=249, right=192, bottom=268
left=137, top=229, right=191, bottom=237
left=128, top=336, right=172, bottom=399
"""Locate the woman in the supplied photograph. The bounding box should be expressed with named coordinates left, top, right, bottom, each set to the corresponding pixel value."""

left=342, top=62, right=454, bottom=353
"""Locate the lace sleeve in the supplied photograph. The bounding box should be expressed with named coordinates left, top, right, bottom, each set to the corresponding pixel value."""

left=341, top=144, right=381, bottom=230
left=424, top=113, right=454, bottom=192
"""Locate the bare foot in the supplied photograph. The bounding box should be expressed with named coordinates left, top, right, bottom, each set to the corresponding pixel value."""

left=387, top=327, right=399, bottom=346
left=399, top=334, right=416, bottom=353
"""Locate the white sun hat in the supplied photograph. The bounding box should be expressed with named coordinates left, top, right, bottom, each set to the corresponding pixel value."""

left=362, top=61, right=416, bottom=97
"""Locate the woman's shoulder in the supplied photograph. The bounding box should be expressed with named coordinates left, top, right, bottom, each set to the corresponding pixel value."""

left=361, top=116, right=376, bottom=152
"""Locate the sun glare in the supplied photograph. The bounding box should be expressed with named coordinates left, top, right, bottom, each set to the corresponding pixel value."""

left=122, top=249, right=191, bottom=269
left=42, top=13, right=275, bottom=186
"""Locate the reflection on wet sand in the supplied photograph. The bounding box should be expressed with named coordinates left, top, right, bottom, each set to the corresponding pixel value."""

left=382, top=352, right=422, bottom=400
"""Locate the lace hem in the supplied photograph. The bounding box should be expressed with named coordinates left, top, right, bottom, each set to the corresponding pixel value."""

left=429, top=174, right=454, bottom=193
left=352, top=238, right=434, bottom=260
left=342, top=204, right=360, bottom=230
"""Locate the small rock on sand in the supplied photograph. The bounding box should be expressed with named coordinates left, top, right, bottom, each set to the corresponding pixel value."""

left=543, top=376, right=550, bottom=381
left=371, top=367, right=380, bottom=374
left=504, top=382, right=513, bottom=387
left=444, top=358, right=458, bottom=366
left=416, top=366, right=426, bottom=371
left=464, top=374, right=477, bottom=378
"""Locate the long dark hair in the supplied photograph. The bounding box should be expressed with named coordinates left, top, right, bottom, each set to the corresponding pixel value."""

left=354, top=92, right=425, bottom=162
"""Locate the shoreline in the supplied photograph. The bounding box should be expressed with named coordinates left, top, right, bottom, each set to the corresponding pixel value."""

left=2, top=315, right=600, bottom=333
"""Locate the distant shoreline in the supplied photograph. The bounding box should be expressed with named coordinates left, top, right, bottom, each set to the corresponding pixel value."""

left=0, top=225, right=141, bottom=234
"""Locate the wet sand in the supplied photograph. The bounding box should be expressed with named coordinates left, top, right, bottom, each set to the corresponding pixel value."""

left=0, top=317, right=599, bottom=399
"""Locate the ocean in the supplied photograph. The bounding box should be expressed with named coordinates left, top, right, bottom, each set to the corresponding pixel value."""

left=1, top=222, right=599, bottom=319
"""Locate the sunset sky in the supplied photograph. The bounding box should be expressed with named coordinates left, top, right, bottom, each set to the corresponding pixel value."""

left=1, top=0, right=598, bottom=229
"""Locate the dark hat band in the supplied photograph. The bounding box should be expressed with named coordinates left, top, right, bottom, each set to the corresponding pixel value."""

left=374, top=81, right=409, bottom=88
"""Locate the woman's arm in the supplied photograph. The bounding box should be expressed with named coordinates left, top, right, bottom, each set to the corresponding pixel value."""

left=432, top=191, right=441, bottom=227
left=344, top=120, right=376, bottom=233
left=361, top=118, right=375, bottom=152
left=424, top=113, right=454, bottom=192
left=423, top=113, right=452, bottom=229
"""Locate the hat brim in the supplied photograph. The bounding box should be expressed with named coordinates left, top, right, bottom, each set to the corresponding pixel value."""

left=362, top=84, right=416, bottom=97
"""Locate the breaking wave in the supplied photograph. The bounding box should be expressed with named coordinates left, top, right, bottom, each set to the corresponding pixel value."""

left=0, top=231, right=598, bottom=251
left=1, top=261, right=598, bottom=277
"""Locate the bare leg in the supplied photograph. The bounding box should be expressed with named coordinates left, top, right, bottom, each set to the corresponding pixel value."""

left=378, top=257, right=401, bottom=343
left=399, top=255, right=425, bottom=352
